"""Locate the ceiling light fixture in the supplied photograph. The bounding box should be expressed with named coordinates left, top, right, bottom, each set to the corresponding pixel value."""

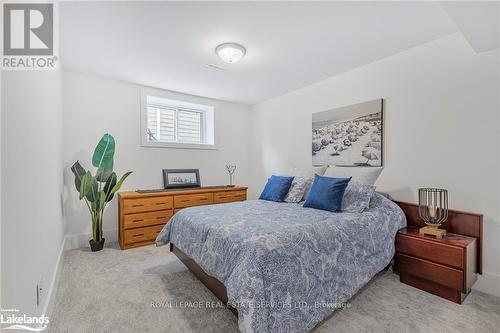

left=215, top=43, right=246, bottom=64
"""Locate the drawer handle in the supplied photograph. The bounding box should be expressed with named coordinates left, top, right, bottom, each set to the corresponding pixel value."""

left=219, top=196, right=227, bottom=199
left=132, top=219, right=143, bottom=222
left=200, top=198, right=208, bottom=201
left=180, top=200, right=189, bottom=203
left=155, top=202, right=167, bottom=205
left=133, top=233, right=145, bottom=237
left=132, top=204, right=144, bottom=207
left=156, top=216, right=166, bottom=219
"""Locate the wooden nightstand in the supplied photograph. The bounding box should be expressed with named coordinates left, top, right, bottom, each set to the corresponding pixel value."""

left=393, top=201, right=483, bottom=304
left=394, top=227, right=477, bottom=303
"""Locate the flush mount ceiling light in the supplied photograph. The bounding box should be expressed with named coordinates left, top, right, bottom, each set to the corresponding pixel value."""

left=215, top=43, right=246, bottom=64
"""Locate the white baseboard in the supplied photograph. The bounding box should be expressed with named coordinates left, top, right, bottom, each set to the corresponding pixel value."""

left=40, top=228, right=118, bottom=322
left=42, top=236, right=66, bottom=318
left=64, top=228, right=118, bottom=250
left=473, top=271, right=500, bottom=298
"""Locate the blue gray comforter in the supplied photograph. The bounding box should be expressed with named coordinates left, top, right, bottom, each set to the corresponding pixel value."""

left=156, top=193, right=406, bottom=333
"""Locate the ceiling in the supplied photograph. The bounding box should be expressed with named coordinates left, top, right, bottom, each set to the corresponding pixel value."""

left=60, top=1, right=498, bottom=105
left=441, top=1, right=499, bottom=53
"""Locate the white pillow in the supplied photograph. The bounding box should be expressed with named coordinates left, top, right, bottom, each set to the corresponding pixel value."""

left=324, top=166, right=383, bottom=185
left=303, top=166, right=327, bottom=178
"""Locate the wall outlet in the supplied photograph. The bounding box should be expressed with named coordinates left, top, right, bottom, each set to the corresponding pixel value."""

left=36, top=277, right=43, bottom=307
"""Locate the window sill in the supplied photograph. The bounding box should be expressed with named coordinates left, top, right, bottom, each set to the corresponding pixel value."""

left=141, top=142, right=218, bottom=150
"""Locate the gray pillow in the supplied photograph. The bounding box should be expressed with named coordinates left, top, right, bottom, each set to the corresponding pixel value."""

left=301, top=178, right=314, bottom=201
left=284, top=176, right=309, bottom=203
left=342, top=181, right=376, bottom=213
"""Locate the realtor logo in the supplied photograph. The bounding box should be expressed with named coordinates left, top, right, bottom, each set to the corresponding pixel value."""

left=3, top=3, right=53, bottom=56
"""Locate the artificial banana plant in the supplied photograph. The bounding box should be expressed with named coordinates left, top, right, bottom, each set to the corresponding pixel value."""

left=71, top=134, right=132, bottom=243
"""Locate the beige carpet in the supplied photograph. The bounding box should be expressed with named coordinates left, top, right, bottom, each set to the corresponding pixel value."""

left=50, top=243, right=500, bottom=333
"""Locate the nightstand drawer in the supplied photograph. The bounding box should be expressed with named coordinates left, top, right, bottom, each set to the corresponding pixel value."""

left=123, top=196, right=173, bottom=214
left=214, top=190, right=247, bottom=203
left=123, top=224, right=164, bottom=245
left=395, top=253, right=464, bottom=291
left=123, top=210, right=173, bottom=230
left=174, top=193, right=214, bottom=208
left=396, top=234, right=463, bottom=269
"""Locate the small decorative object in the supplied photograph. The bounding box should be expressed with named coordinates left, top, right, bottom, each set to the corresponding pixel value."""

left=225, top=165, right=236, bottom=186
left=71, top=134, right=133, bottom=251
left=418, top=188, right=449, bottom=238
left=163, top=169, right=201, bottom=189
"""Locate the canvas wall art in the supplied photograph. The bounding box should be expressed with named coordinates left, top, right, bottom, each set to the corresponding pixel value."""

left=312, top=99, right=383, bottom=167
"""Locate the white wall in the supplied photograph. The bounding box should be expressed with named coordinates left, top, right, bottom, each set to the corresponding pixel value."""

left=1, top=71, right=65, bottom=317
left=0, top=68, right=2, bottom=310
left=62, top=71, right=251, bottom=248
left=249, top=33, right=500, bottom=296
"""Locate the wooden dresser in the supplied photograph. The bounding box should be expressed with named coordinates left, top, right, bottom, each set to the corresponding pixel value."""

left=393, top=201, right=482, bottom=304
left=118, top=186, right=247, bottom=250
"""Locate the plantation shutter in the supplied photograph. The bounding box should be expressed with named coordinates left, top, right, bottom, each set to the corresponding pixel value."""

left=177, top=109, right=202, bottom=144
left=146, top=107, right=158, bottom=141
left=147, top=105, right=176, bottom=142
left=158, top=107, right=176, bottom=142
left=146, top=104, right=203, bottom=144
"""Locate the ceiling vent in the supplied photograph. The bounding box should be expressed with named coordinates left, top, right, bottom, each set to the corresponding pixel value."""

left=205, top=64, right=226, bottom=71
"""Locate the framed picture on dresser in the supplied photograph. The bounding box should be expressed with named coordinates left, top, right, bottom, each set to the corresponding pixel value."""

left=163, top=169, right=201, bottom=189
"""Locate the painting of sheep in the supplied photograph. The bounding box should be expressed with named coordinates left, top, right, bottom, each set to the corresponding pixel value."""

left=312, top=99, right=383, bottom=166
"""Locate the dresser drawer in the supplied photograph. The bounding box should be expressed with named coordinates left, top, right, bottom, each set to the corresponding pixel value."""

left=123, top=224, right=165, bottom=245
left=214, top=190, right=247, bottom=203
left=123, top=210, right=173, bottom=230
left=174, top=193, right=214, bottom=208
left=122, top=196, right=173, bottom=214
left=395, top=253, right=464, bottom=291
left=396, top=234, right=464, bottom=269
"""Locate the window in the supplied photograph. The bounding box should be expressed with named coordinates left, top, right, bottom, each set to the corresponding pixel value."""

left=142, top=93, right=215, bottom=148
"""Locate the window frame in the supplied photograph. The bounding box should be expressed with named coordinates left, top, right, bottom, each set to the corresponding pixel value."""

left=140, top=89, right=216, bottom=150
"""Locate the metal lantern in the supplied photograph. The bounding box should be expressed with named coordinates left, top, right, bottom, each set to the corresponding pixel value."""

left=418, top=188, right=448, bottom=238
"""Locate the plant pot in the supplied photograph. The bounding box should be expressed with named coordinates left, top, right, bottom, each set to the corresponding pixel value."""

left=89, top=238, right=105, bottom=252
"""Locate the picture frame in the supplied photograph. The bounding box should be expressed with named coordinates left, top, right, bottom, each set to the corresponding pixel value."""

left=163, top=169, right=201, bottom=189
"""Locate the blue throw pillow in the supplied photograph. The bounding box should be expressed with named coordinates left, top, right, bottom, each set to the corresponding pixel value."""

left=303, top=175, right=352, bottom=212
left=259, top=175, right=294, bottom=202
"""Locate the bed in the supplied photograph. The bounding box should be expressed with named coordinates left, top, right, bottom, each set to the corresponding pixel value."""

left=156, top=193, right=406, bottom=333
